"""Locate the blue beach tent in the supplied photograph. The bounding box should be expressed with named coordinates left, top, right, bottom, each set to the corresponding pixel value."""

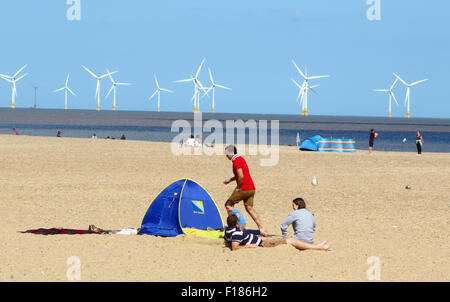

left=300, top=135, right=324, bottom=151
left=138, top=179, right=224, bottom=238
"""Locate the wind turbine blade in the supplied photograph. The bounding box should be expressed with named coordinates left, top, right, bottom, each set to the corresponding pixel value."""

left=208, top=68, right=214, bottom=84
left=53, top=87, right=65, bottom=93
left=391, top=91, right=399, bottom=106
left=292, top=60, right=306, bottom=80
left=150, top=90, right=159, bottom=100
left=309, top=87, right=319, bottom=95
left=16, top=74, right=27, bottom=82
left=393, top=73, right=408, bottom=86
left=174, top=78, right=194, bottom=83
left=373, top=89, right=389, bottom=92
left=1, top=75, right=12, bottom=82
left=13, top=64, right=27, bottom=78
left=154, top=75, right=160, bottom=88
left=106, top=85, right=114, bottom=98
left=215, top=84, right=231, bottom=90
left=106, top=69, right=115, bottom=83
left=100, top=71, right=117, bottom=79
left=410, top=79, right=428, bottom=86
left=296, top=89, right=302, bottom=103
left=308, top=75, right=329, bottom=80
left=291, top=79, right=302, bottom=89
left=116, top=82, right=131, bottom=86
left=67, top=87, right=76, bottom=96
left=0, top=74, right=11, bottom=80
left=390, top=78, right=398, bottom=90
left=160, top=88, right=173, bottom=93
left=65, top=74, right=70, bottom=86
left=195, top=58, right=205, bottom=78
left=82, top=66, right=98, bottom=78
left=197, top=80, right=208, bottom=92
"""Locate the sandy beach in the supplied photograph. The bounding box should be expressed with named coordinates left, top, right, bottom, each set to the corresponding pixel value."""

left=0, top=134, right=448, bottom=282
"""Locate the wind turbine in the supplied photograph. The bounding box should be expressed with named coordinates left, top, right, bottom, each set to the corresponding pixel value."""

left=29, top=83, right=39, bottom=109
left=204, top=68, right=231, bottom=114
left=292, top=60, right=329, bottom=116
left=175, top=58, right=209, bottom=113
left=53, top=74, right=76, bottom=110
left=0, top=65, right=28, bottom=109
left=82, top=66, right=117, bottom=111
left=373, top=78, right=399, bottom=118
left=106, top=70, right=131, bottom=112
left=150, top=75, right=172, bottom=112
left=393, top=73, right=428, bottom=118
left=291, top=78, right=320, bottom=115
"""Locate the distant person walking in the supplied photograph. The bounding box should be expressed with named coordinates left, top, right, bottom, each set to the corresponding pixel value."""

left=223, top=145, right=266, bottom=236
left=92, top=133, right=97, bottom=139
left=12, top=128, right=19, bottom=135
left=416, top=131, right=424, bottom=155
left=369, top=129, right=378, bottom=154
left=56, top=131, right=62, bottom=137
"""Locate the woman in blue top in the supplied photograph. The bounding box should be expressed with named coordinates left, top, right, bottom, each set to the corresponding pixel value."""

left=225, top=199, right=247, bottom=230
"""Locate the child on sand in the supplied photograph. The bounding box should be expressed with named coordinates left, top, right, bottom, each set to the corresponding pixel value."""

left=225, top=199, right=246, bottom=230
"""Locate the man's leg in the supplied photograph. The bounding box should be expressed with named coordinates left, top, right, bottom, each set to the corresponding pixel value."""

left=244, top=205, right=266, bottom=236
left=262, top=238, right=287, bottom=248
left=242, top=190, right=267, bottom=236
left=286, top=237, right=332, bottom=251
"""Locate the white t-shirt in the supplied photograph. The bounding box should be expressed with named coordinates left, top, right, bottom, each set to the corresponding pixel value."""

left=186, top=138, right=195, bottom=146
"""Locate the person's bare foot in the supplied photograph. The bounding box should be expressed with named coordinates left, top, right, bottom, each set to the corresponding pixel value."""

left=318, top=240, right=332, bottom=251
left=89, top=225, right=102, bottom=233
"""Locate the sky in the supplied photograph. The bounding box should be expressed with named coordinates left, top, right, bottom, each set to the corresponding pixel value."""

left=0, top=0, right=449, bottom=118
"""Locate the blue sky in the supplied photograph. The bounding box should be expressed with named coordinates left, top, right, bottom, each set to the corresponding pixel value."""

left=0, top=0, right=449, bottom=118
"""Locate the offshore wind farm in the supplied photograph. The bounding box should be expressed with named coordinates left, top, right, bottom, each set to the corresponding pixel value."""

left=0, top=59, right=431, bottom=119
left=0, top=1, right=449, bottom=285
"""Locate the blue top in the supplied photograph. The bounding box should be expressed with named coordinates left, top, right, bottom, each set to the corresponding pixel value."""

left=231, top=208, right=247, bottom=225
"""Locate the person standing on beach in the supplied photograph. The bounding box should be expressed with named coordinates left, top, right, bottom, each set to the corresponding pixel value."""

left=223, top=145, right=266, bottom=236
left=416, top=131, right=424, bottom=156
left=369, top=129, right=378, bottom=154
left=12, top=128, right=19, bottom=135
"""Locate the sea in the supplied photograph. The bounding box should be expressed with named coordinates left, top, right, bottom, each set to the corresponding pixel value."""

left=1, top=108, right=450, bottom=153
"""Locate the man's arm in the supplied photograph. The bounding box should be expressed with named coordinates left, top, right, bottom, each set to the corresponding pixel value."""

left=235, top=168, right=244, bottom=189
left=231, top=242, right=258, bottom=251
left=223, top=176, right=236, bottom=185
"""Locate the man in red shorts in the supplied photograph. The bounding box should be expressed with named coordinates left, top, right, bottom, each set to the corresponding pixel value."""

left=223, top=145, right=266, bottom=236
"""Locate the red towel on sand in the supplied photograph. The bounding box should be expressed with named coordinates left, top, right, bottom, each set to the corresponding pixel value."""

left=21, top=228, right=100, bottom=235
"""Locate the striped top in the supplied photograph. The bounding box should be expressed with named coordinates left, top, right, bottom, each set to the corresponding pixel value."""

left=224, top=227, right=262, bottom=246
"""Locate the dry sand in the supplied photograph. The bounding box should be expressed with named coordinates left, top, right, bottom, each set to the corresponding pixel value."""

left=0, top=134, right=448, bottom=282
